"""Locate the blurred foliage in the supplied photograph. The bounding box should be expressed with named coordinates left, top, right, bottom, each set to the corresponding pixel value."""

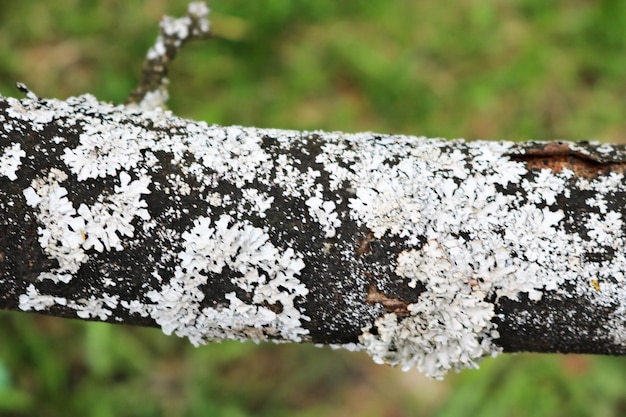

left=1, top=0, right=626, bottom=416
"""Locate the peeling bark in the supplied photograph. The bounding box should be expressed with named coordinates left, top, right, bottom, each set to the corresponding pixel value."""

left=2, top=90, right=626, bottom=379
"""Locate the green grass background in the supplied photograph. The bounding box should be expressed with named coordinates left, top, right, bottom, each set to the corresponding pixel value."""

left=1, top=1, right=626, bottom=416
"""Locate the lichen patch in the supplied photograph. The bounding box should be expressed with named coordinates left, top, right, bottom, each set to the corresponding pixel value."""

left=7, top=91, right=626, bottom=379
left=0, top=143, right=25, bottom=181
left=147, top=214, right=309, bottom=345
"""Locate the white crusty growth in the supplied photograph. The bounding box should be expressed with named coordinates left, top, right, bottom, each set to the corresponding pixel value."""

left=147, top=2, right=210, bottom=61
left=5, top=90, right=626, bottom=379
left=9, top=93, right=313, bottom=347
left=22, top=168, right=151, bottom=283
left=317, top=135, right=626, bottom=378
left=148, top=214, right=309, bottom=345
left=0, top=142, right=25, bottom=181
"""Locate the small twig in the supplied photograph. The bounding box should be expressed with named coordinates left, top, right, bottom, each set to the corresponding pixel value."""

left=126, top=2, right=211, bottom=110
left=16, top=82, right=38, bottom=100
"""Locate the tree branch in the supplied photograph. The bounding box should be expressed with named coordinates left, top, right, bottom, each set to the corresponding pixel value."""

left=126, top=2, right=211, bottom=110
left=2, top=4, right=626, bottom=380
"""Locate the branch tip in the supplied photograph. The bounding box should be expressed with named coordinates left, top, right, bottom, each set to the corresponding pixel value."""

left=16, top=82, right=38, bottom=100
left=126, top=1, right=212, bottom=110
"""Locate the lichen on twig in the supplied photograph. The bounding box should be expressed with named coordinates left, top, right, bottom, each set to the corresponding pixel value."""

left=126, top=2, right=212, bottom=110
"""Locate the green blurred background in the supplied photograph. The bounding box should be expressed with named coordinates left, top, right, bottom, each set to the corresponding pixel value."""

left=1, top=1, right=626, bottom=416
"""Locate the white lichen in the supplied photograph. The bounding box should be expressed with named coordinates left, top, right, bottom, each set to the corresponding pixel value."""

left=188, top=2, right=210, bottom=20
left=586, top=211, right=622, bottom=247
left=77, top=172, right=151, bottom=252
left=521, top=168, right=567, bottom=205
left=23, top=169, right=87, bottom=283
left=138, top=88, right=169, bottom=111
left=305, top=194, right=341, bottom=238
left=0, top=143, right=26, bottom=181
left=73, top=294, right=119, bottom=320
left=183, top=126, right=273, bottom=188
left=241, top=188, right=274, bottom=218
left=147, top=214, right=309, bottom=345
left=19, top=284, right=67, bottom=311
left=120, top=299, right=151, bottom=317
left=377, top=241, right=499, bottom=378
left=8, top=91, right=626, bottom=379
left=146, top=2, right=210, bottom=61
left=313, top=135, right=626, bottom=378
left=62, top=123, right=153, bottom=181
left=22, top=168, right=151, bottom=283
left=5, top=96, right=55, bottom=129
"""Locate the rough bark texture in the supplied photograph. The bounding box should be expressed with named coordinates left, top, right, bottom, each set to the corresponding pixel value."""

left=2, top=92, right=626, bottom=379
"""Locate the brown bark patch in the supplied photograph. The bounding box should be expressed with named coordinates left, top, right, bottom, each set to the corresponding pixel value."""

left=366, top=282, right=410, bottom=315
left=356, top=231, right=375, bottom=256
left=507, top=142, right=626, bottom=178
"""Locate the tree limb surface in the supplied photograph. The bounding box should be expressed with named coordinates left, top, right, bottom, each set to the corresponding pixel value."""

left=2, top=93, right=626, bottom=379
